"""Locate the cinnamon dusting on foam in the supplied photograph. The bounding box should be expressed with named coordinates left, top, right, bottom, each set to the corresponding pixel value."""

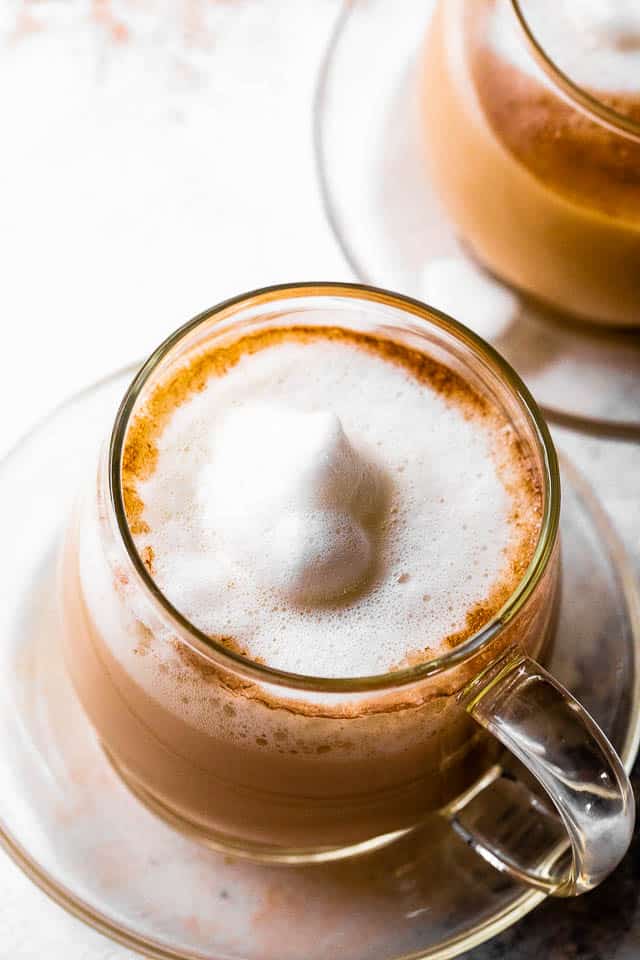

left=123, top=326, right=493, bottom=533
left=122, top=326, right=542, bottom=678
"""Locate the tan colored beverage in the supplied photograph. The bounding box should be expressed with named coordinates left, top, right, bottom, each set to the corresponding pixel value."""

left=421, top=0, right=640, bottom=327
left=59, top=287, right=560, bottom=859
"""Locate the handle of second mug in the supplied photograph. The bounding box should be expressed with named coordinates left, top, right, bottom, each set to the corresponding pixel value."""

left=455, top=648, right=635, bottom=896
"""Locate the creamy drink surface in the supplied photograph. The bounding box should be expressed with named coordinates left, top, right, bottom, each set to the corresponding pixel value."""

left=119, top=326, right=541, bottom=679
left=65, top=320, right=554, bottom=850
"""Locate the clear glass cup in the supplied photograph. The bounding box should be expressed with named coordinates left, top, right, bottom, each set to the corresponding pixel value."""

left=421, top=0, right=640, bottom=327
left=58, top=283, right=634, bottom=895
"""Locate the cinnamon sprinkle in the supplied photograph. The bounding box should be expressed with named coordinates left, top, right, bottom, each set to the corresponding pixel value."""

left=122, top=325, right=543, bottom=672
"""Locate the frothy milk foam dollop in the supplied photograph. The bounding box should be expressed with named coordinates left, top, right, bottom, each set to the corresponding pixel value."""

left=195, top=405, right=383, bottom=604
left=132, top=335, right=535, bottom=678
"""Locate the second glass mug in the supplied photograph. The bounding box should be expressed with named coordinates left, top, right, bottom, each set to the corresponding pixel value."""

left=59, top=283, right=634, bottom=896
left=421, top=0, right=640, bottom=328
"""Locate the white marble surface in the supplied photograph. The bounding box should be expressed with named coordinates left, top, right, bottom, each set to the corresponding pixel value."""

left=0, top=2, right=638, bottom=958
left=0, top=3, right=344, bottom=957
left=0, top=0, right=348, bottom=456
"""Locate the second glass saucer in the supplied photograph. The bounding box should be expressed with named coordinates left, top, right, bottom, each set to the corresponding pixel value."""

left=315, top=0, right=640, bottom=439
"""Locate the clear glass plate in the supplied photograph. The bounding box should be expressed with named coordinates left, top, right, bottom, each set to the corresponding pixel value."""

left=0, top=368, right=638, bottom=959
left=314, top=0, right=640, bottom=440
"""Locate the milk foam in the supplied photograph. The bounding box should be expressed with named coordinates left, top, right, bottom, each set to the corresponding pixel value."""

left=195, top=405, right=383, bottom=603
left=133, top=336, right=526, bottom=678
left=490, top=0, right=640, bottom=94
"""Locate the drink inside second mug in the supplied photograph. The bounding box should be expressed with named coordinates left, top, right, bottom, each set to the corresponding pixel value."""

left=421, top=0, right=640, bottom=327
left=59, top=288, right=558, bottom=857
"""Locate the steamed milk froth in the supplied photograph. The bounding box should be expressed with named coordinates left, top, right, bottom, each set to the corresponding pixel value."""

left=125, top=328, right=539, bottom=678
left=196, top=404, right=383, bottom=605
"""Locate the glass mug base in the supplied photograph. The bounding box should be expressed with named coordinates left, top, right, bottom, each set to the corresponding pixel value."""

left=97, top=598, right=561, bottom=867
left=100, top=736, right=504, bottom=865
left=103, top=743, right=418, bottom=864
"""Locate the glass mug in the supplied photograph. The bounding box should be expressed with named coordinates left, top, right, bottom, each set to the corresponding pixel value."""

left=59, top=283, right=634, bottom=896
left=421, top=0, right=640, bottom=327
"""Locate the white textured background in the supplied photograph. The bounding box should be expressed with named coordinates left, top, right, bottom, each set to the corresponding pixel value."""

left=0, top=0, right=347, bottom=455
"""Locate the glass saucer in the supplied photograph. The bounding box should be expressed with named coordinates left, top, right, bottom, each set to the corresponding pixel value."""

left=0, top=368, right=638, bottom=960
left=314, top=0, right=640, bottom=440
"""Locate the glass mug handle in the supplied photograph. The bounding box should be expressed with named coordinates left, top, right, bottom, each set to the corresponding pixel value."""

left=450, top=648, right=635, bottom=897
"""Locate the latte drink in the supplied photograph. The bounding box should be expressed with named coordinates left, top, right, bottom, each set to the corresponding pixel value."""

left=60, top=296, right=557, bottom=855
left=422, top=0, right=640, bottom=327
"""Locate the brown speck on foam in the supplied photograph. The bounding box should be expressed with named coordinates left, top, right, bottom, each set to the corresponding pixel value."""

left=141, top=544, right=155, bottom=574
left=133, top=622, right=153, bottom=657
left=399, top=646, right=437, bottom=669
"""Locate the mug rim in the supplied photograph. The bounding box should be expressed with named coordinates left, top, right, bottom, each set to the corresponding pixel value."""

left=108, top=281, right=560, bottom=693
